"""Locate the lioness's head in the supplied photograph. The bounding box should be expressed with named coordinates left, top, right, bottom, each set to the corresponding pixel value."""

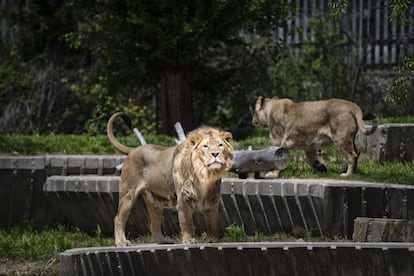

left=252, top=96, right=269, bottom=126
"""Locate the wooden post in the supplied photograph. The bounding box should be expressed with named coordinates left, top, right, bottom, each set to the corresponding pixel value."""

left=230, top=146, right=290, bottom=179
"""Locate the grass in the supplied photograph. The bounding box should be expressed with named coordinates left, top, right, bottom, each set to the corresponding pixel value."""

left=0, top=134, right=175, bottom=155
left=0, top=223, right=325, bottom=266
left=268, top=149, right=414, bottom=185
left=0, top=224, right=114, bottom=274
left=0, top=224, right=113, bottom=261
left=1, top=128, right=413, bottom=184
left=380, top=116, right=414, bottom=124
left=0, top=222, right=333, bottom=262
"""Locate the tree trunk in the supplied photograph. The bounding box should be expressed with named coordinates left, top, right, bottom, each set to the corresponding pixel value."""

left=158, top=72, right=193, bottom=135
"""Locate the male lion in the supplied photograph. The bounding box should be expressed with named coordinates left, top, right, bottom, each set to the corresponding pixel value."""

left=252, top=96, right=378, bottom=177
left=107, top=112, right=233, bottom=245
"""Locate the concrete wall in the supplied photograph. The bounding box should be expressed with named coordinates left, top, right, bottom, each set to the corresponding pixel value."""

left=60, top=242, right=414, bottom=276
left=0, top=155, right=124, bottom=228
left=356, top=123, right=414, bottom=162
left=1, top=155, right=413, bottom=240
left=43, top=176, right=414, bottom=239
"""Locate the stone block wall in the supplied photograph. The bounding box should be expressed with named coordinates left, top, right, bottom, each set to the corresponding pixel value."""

left=356, top=123, right=414, bottom=162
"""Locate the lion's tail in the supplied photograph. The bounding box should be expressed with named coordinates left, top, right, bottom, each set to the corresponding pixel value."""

left=355, top=109, right=379, bottom=136
left=107, top=112, right=136, bottom=155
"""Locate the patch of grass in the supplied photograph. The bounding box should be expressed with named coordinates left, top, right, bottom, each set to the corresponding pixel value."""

left=221, top=224, right=332, bottom=243
left=1, top=123, right=413, bottom=184
left=280, top=149, right=414, bottom=184
left=0, top=134, right=175, bottom=155
left=0, top=225, right=113, bottom=260
left=380, top=116, right=414, bottom=124
left=224, top=224, right=248, bottom=242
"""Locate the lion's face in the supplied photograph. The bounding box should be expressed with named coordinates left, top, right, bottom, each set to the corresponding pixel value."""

left=194, top=134, right=233, bottom=171
left=186, top=127, right=233, bottom=180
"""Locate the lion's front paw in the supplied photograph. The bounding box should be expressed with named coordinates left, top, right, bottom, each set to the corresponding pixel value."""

left=116, top=239, right=132, bottom=247
left=182, top=238, right=197, bottom=244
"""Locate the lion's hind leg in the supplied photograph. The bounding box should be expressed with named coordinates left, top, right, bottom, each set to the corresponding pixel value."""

left=114, top=181, right=144, bottom=246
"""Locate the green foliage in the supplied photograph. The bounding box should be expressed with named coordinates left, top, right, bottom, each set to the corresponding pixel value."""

left=224, top=224, right=248, bottom=242
left=386, top=0, right=413, bottom=25
left=0, top=1, right=102, bottom=134
left=63, top=0, right=291, bottom=132
left=267, top=18, right=363, bottom=102
left=384, top=56, right=414, bottom=116
left=328, top=0, right=349, bottom=21
left=1, top=1, right=413, bottom=136
left=325, top=0, right=414, bottom=117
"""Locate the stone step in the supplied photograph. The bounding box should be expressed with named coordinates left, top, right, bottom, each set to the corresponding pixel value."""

left=0, top=155, right=125, bottom=176
left=2, top=155, right=414, bottom=238
left=60, top=242, right=414, bottom=276
left=353, top=217, right=414, bottom=242
left=43, top=175, right=414, bottom=239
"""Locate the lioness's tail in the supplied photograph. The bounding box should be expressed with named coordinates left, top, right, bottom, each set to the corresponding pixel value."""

left=107, top=112, right=136, bottom=155
left=356, top=110, right=379, bottom=135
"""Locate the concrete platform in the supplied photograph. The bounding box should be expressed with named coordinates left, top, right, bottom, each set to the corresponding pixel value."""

left=1, top=154, right=414, bottom=239
left=60, top=242, right=414, bottom=276
left=43, top=175, right=414, bottom=239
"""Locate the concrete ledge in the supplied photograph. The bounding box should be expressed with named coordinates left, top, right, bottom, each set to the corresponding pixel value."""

left=43, top=176, right=414, bottom=239
left=45, top=155, right=125, bottom=176
left=60, top=242, right=414, bottom=276
left=1, top=155, right=414, bottom=238
left=353, top=217, right=414, bottom=242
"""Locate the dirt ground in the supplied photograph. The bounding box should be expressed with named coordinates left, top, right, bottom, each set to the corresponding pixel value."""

left=0, top=258, right=60, bottom=275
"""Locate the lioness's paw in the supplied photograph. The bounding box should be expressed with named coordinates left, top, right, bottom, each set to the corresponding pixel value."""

left=312, top=160, right=327, bottom=172
left=264, top=170, right=280, bottom=179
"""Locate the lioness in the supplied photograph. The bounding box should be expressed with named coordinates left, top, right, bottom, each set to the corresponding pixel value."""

left=252, top=96, right=378, bottom=177
left=107, top=112, right=233, bottom=245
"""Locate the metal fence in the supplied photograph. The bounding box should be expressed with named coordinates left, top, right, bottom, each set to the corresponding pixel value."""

left=278, top=0, right=414, bottom=66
